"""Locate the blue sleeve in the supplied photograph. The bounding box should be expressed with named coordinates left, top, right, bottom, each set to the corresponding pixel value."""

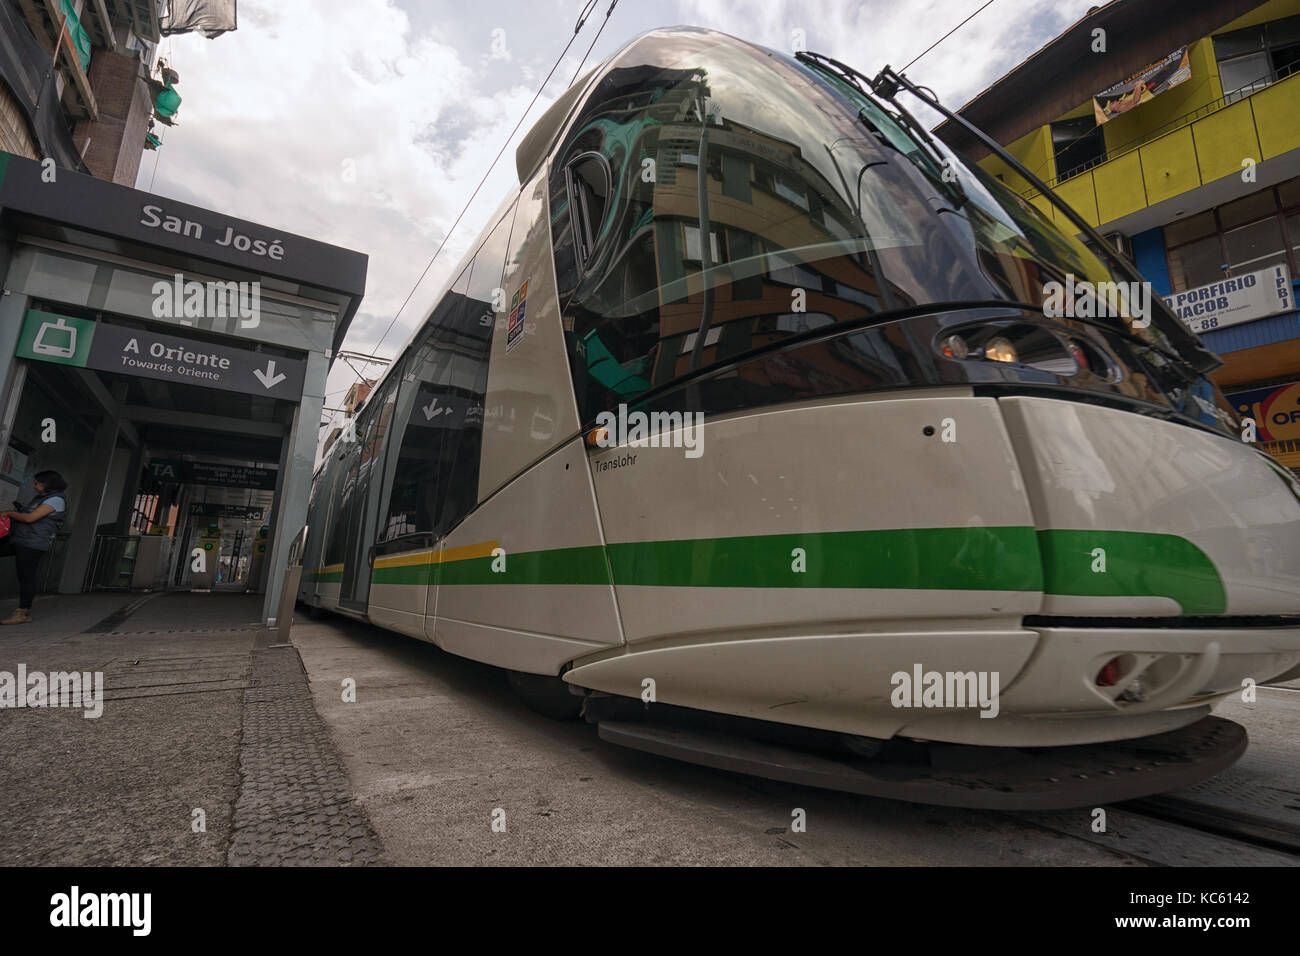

left=44, top=496, right=66, bottom=512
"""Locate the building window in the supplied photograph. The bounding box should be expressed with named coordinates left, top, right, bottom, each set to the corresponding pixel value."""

left=1164, top=176, right=1300, bottom=292
left=682, top=223, right=722, bottom=263
left=1213, top=14, right=1300, bottom=102
left=1050, top=115, right=1107, bottom=182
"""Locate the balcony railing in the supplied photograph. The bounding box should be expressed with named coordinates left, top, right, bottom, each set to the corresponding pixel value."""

left=1029, top=63, right=1300, bottom=196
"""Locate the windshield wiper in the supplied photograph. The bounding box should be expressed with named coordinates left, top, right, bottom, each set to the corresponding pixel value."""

left=796, top=51, right=968, bottom=209
left=864, top=62, right=1221, bottom=376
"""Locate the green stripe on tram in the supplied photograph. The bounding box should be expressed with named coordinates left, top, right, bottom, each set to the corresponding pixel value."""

left=370, top=527, right=1045, bottom=592
left=1036, top=529, right=1225, bottom=615
left=360, top=526, right=1226, bottom=614
left=606, top=526, right=1043, bottom=591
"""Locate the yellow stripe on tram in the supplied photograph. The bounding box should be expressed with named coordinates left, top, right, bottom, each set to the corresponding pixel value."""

left=372, top=541, right=501, bottom=570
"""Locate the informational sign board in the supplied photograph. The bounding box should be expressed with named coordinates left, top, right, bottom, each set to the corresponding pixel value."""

left=146, top=459, right=184, bottom=483
left=1161, top=264, right=1293, bottom=334
left=187, top=462, right=277, bottom=490
left=15, top=310, right=306, bottom=402
left=147, top=459, right=277, bottom=490
left=188, top=503, right=265, bottom=520
left=1226, top=380, right=1300, bottom=442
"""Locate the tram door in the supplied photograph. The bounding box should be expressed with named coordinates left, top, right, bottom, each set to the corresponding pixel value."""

left=338, top=373, right=400, bottom=612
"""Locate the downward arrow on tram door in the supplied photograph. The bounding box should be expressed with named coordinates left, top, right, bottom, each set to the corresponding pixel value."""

left=254, top=360, right=287, bottom=389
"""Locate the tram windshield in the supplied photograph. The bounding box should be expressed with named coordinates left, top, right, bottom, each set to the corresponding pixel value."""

left=551, top=28, right=1232, bottom=434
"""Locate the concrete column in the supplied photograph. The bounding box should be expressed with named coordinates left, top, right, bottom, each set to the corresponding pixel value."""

left=259, top=350, right=327, bottom=625
left=0, top=289, right=30, bottom=458
left=58, top=382, right=126, bottom=593
left=113, top=439, right=146, bottom=531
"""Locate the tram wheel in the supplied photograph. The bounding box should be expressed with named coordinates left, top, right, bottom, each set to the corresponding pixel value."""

left=507, top=670, right=582, bottom=720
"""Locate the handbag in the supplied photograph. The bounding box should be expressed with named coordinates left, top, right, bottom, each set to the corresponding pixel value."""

left=0, top=515, right=9, bottom=539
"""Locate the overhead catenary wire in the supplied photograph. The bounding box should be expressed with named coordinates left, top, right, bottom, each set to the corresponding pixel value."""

left=352, top=0, right=612, bottom=372
left=569, top=0, right=618, bottom=85
left=899, top=0, right=995, bottom=73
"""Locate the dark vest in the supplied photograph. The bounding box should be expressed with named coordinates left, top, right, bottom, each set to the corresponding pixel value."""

left=10, top=492, right=67, bottom=551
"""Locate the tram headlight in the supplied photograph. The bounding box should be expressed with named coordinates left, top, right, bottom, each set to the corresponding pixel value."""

left=937, top=334, right=969, bottom=359
left=933, top=319, right=1105, bottom=378
left=984, top=337, right=1018, bottom=363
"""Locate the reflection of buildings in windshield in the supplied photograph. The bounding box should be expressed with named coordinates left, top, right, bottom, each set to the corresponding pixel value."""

left=561, top=65, right=893, bottom=411
left=557, top=38, right=1216, bottom=429
left=650, top=117, right=886, bottom=380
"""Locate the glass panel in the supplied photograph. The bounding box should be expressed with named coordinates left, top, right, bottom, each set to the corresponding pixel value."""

left=1280, top=176, right=1300, bottom=211
left=339, top=373, right=399, bottom=605
left=1287, top=212, right=1300, bottom=254
left=1219, top=189, right=1277, bottom=229
left=380, top=267, right=471, bottom=542
left=1164, top=210, right=1217, bottom=247
left=1229, top=250, right=1289, bottom=276
left=1273, top=42, right=1300, bottom=81
left=1219, top=52, right=1270, bottom=98
left=1224, top=217, right=1285, bottom=269
left=381, top=207, right=508, bottom=542
left=438, top=213, right=502, bottom=531
left=1266, top=14, right=1300, bottom=48
left=550, top=30, right=1190, bottom=423
left=1050, top=116, right=1106, bottom=180
left=320, top=459, right=348, bottom=568
left=1213, top=25, right=1265, bottom=61
left=1167, top=235, right=1225, bottom=291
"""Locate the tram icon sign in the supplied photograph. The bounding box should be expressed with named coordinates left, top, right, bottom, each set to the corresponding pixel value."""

left=14, top=311, right=96, bottom=367
left=32, top=317, right=78, bottom=358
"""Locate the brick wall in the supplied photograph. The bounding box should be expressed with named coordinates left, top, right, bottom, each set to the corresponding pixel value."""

left=73, top=48, right=151, bottom=186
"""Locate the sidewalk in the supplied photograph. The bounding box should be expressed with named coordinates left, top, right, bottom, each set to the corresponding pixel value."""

left=0, top=591, right=383, bottom=865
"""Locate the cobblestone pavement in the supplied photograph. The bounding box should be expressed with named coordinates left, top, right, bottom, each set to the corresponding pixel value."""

left=228, top=637, right=384, bottom=865
left=0, top=592, right=383, bottom=866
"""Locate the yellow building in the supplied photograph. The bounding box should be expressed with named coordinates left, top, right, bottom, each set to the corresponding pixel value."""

left=938, top=0, right=1300, bottom=472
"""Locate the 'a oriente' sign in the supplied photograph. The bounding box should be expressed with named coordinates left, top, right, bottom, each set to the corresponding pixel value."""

left=15, top=311, right=306, bottom=402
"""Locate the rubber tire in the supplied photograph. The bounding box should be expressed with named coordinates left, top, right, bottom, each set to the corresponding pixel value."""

left=507, top=670, right=583, bottom=720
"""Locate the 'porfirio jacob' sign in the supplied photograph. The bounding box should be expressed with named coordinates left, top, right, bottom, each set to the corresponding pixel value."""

left=15, top=310, right=306, bottom=402
left=1162, top=264, right=1293, bottom=334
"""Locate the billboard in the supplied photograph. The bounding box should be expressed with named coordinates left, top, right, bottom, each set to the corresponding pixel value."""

left=1093, top=47, right=1191, bottom=123
left=1226, top=381, right=1300, bottom=442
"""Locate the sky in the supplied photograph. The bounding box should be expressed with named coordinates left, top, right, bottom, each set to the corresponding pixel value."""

left=139, top=0, right=1101, bottom=425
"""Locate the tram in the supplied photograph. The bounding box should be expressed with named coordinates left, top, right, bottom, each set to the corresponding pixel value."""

left=295, top=26, right=1300, bottom=808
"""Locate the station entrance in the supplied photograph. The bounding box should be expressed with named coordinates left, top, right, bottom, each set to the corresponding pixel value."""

left=0, top=151, right=368, bottom=624
left=7, top=306, right=302, bottom=606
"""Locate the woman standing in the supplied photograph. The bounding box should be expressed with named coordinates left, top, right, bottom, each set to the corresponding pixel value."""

left=0, top=470, right=69, bottom=625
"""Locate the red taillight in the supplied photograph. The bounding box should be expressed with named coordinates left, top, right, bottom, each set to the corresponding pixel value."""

left=1096, top=656, right=1122, bottom=687
left=1068, top=340, right=1089, bottom=371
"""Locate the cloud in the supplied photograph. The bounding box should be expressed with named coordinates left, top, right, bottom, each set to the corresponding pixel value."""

left=144, top=0, right=1104, bottom=430
left=674, top=0, right=1100, bottom=125
left=146, top=0, right=602, bottom=413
